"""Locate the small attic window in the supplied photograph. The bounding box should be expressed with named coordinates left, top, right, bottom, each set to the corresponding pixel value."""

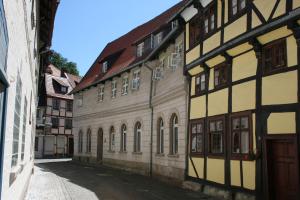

left=61, top=86, right=68, bottom=93
left=171, top=20, right=178, bottom=29
left=102, top=61, right=108, bottom=73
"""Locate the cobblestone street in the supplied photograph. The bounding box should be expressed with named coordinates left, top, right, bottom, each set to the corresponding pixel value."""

left=25, top=159, right=219, bottom=200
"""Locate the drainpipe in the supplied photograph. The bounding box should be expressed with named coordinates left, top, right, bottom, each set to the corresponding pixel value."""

left=144, top=62, right=154, bottom=177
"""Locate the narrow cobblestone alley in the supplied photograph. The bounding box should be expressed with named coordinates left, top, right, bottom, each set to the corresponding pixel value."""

left=25, top=160, right=219, bottom=200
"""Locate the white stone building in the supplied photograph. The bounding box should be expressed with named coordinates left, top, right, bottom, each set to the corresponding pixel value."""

left=72, top=0, right=190, bottom=183
left=0, top=0, right=58, bottom=199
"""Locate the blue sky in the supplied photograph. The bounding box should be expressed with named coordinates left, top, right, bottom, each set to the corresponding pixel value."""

left=52, top=0, right=181, bottom=76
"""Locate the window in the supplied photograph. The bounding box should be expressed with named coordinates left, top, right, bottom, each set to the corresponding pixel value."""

left=61, top=86, right=67, bottom=93
left=214, top=63, right=228, bottom=88
left=189, top=14, right=201, bottom=48
left=208, top=116, right=225, bottom=155
left=231, top=112, right=252, bottom=159
left=65, top=118, right=72, bottom=129
left=195, top=72, right=207, bottom=95
left=111, top=80, right=117, bottom=98
left=78, top=131, right=83, bottom=153
left=171, top=20, right=178, bottom=29
left=98, top=85, right=104, bottom=102
left=21, top=98, right=28, bottom=161
left=175, top=42, right=184, bottom=55
left=170, top=114, right=178, bottom=155
left=121, top=77, right=129, bottom=95
left=137, top=42, right=144, bottom=57
left=120, top=124, right=127, bottom=152
left=203, top=3, right=217, bottom=35
left=102, top=61, right=108, bottom=73
left=134, top=122, right=142, bottom=152
left=190, top=119, right=204, bottom=155
left=262, top=39, right=287, bottom=74
left=229, top=0, right=246, bottom=19
left=66, top=101, right=72, bottom=112
left=52, top=117, right=59, bottom=128
left=132, top=70, right=140, bottom=90
left=157, top=118, right=164, bottom=154
left=52, top=98, right=60, bottom=110
left=109, top=126, right=115, bottom=151
left=87, top=129, right=92, bottom=153
left=34, top=137, right=39, bottom=151
left=77, top=93, right=83, bottom=107
left=153, top=32, right=163, bottom=48
left=11, top=75, right=22, bottom=167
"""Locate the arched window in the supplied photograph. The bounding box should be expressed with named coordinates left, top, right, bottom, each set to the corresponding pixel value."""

left=86, top=129, right=92, bottom=153
left=134, top=122, right=142, bottom=152
left=109, top=126, right=115, bottom=151
left=78, top=130, right=83, bottom=153
left=120, top=124, right=127, bottom=152
left=170, top=114, right=178, bottom=155
left=157, top=118, right=164, bottom=154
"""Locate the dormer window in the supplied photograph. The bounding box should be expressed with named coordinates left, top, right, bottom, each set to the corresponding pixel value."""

left=171, top=20, right=178, bottom=29
left=137, top=42, right=144, bottom=57
left=102, top=61, right=108, bottom=73
left=153, top=32, right=163, bottom=48
left=61, top=86, right=67, bottom=93
left=203, top=2, right=217, bottom=36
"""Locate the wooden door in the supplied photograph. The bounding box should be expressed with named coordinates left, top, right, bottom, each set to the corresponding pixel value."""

left=266, top=136, right=299, bottom=200
left=97, top=128, right=103, bottom=162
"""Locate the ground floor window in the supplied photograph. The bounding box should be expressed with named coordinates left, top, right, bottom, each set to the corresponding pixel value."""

left=86, top=129, right=92, bottom=153
left=170, top=114, right=178, bottom=155
left=120, top=124, right=127, bottom=152
left=208, top=116, right=225, bottom=156
left=157, top=118, right=164, bottom=154
left=134, top=122, right=141, bottom=152
left=109, top=126, right=115, bottom=151
left=190, top=119, right=204, bottom=155
left=78, top=131, right=83, bottom=153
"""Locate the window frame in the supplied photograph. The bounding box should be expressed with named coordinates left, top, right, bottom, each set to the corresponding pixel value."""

left=66, top=101, right=73, bottom=112
left=111, top=80, right=117, bottom=99
left=98, top=85, right=104, bottom=102
left=134, top=122, right=142, bottom=153
left=120, top=124, right=127, bottom=152
left=78, top=130, right=83, bottom=153
left=121, top=76, right=129, bottom=95
left=52, top=98, right=60, bottom=110
left=207, top=115, right=226, bottom=157
left=137, top=42, right=144, bottom=57
left=65, top=118, right=72, bottom=129
left=86, top=129, right=92, bottom=153
left=102, top=61, right=108, bottom=73
left=202, top=2, right=217, bottom=38
left=109, top=126, right=115, bottom=152
left=228, top=0, right=247, bottom=21
left=190, top=119, right=205, bottom=156
left=230, top=111, right=253, bottom=160
left=214, top=62, right=228, bottom=89
left=195, top=72, right=207, bottom=96
left=51, top=117, right=59, bottom=128
left=262, top=38, right=287, bottom=75
left=157, top=118, right=164, bottom=154
left=132, top=70, right=141, bottom=90
left=169, top=114, right=179, bottom=155
left=189, top=13, right=201, bottom=49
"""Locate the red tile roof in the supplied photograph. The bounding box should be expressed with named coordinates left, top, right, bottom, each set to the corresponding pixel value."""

left=72, top=0, right=190, bottom=94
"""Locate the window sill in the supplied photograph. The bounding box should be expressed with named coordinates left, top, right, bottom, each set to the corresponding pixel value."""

left=167, top=154, right=179, bottom=158
left=132, top=152, right=142, bottom=155
left=155, top=153, right=165, bottom=157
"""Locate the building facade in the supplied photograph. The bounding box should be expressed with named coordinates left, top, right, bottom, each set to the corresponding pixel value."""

left=35, top=65, right=81, bottom=158
left=179, top=0, right=300, bottom=200
left=0, top=0, right=58, bottom=199
left=72, top=0, right=190, bottom=182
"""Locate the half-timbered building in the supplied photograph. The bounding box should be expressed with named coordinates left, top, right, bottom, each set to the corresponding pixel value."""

left=178, top=0, right=300, bottom=199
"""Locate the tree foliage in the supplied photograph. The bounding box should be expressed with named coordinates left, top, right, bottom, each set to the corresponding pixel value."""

left=49, top=51, right=79, bottom=76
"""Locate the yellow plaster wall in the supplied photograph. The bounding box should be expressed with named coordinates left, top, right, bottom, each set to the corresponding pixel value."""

left=231, top=160, right=241, bottom=187
left=209, top=69, right=214, bottom=90
left=203, top=32, right=221, bottom=54
left=191, top=77, right=195, bottom=96
left=252, top=113, right=256, bottom=151
left=186, top=23, right=190, bottom=51
left=262, top=71, right=298, bottom=105
left=267, top=112, right=296, bottom=134
left=232, top=51, right=257, bottom=81
left=188, top=65, right=203, bottom=76
left=190, top=96, right=206, bottom=119
left=257, top=26, right=292, bottom=44
left=188, top=157, right=204, bottom=178
left=273, top=0, right=286, bottom=19
left=243, top=161, right=256, bottom=190
left=224, top=15, right=247, bottom=43
left=224, top=0, right=228, bottom=24
left=253, top=0, right=277, bottom=21
left=218, top=0, right=222, bottom=28
left=208, top=89, right=228, bottom=116
left=252, top=11, right=262, bottom=29
left=206, top=55, right=225, bottom=67
left=207, top=158, right=225, bottom=184
left=232, top=81, right=256, bottom=112
left=186, top=45, right=200, bottom=65
left=293, top=0, right=300, bottom=9
left=227, top=43, right=253, bottom=57
left=287, top=36, right=298, bottom=67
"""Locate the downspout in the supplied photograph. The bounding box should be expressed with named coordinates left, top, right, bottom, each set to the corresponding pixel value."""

left=144, top=62, right=154, bottom=177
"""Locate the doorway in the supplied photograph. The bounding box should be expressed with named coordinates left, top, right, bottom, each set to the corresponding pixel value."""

left=97, top=128, right=103, bottom=162
left=68, top=137, right=74, bottom=157
left=266, top=135, right=299, bottom=200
